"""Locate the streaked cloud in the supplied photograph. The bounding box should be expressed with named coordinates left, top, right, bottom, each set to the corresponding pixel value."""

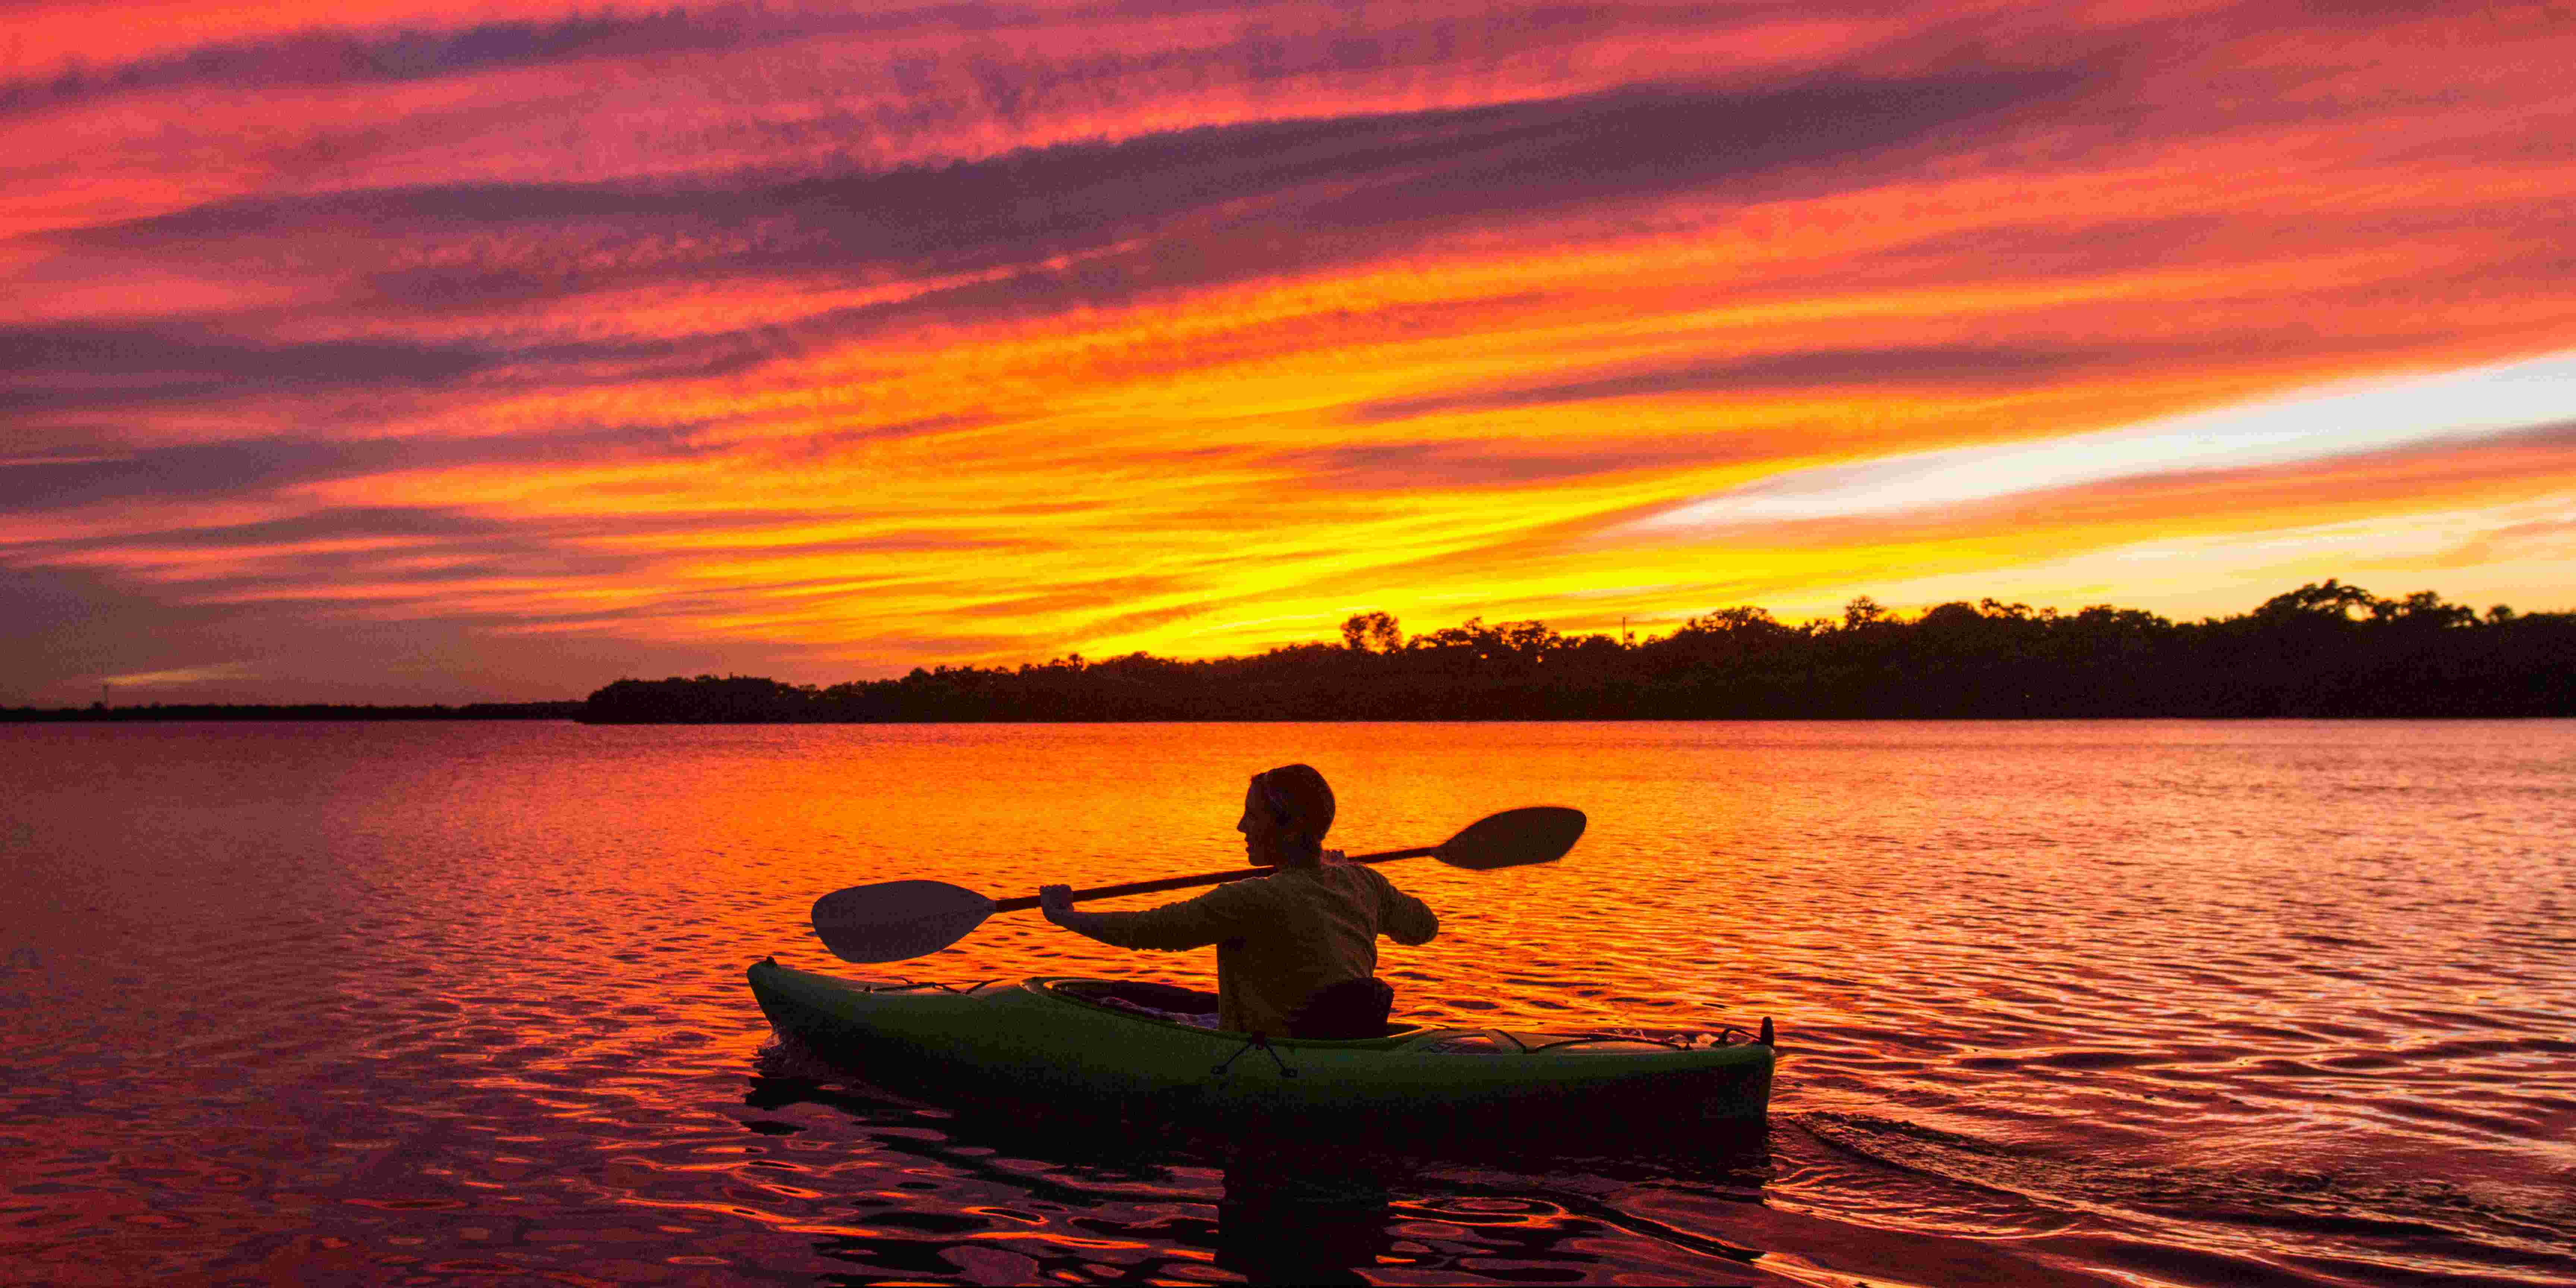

left=1269, top=438, right=1757, bottom=491
left=1638, top=351, right=2576, bottom=528
left=1353, top=344, right=2106, bottom=422
left=103, top=662, right=256, bottom=688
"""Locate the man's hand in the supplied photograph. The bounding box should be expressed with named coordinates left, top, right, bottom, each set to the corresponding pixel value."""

left=1039, top=883, right=1076, bottom=925
left=1040, top=884, right=1108, bottom=938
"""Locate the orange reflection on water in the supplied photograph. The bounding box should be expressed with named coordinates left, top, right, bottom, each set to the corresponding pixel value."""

left=4, top=720, right=2573, bottom=1282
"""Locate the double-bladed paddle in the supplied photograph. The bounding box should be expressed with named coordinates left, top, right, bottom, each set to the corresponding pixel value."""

left=810, top=805, right=1586, bottom=963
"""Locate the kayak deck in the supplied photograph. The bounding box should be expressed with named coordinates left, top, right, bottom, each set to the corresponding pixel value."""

left=748, top=958, right=1773, bottom=1124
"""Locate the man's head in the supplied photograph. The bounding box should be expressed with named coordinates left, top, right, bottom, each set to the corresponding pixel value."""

left=1237, top=763, right=1335, bottom=866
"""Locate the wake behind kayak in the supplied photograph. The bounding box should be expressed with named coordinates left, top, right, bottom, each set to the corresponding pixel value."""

left=747, top=958, right=1774, bottom=1126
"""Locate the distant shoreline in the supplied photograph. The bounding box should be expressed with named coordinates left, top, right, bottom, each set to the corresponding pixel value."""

left=1, top=702, right=584, bottom=723
left=8, top=708, right=2571, bottom=724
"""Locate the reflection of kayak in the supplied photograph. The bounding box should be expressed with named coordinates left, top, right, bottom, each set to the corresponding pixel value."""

left=747, top=958, right=1774, bottom=1123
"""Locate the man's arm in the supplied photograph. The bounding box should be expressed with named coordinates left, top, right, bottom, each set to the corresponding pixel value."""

left=1371, top=871, right=1439, bottom=946
left=1040, top=881, right=1253, bottom=950
left=1038, top=887, right=1118, bottom=941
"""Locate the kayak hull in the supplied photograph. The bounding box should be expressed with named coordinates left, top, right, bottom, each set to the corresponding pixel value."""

left=747, top=959, right=1772, bottom=1126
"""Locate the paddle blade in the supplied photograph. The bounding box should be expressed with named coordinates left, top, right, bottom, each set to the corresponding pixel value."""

left=811, top=880, right=996, bottom=963
left=1436, top=806, right=1587, bottom=871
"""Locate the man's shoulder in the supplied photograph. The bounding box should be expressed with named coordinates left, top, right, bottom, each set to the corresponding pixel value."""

left=1255, top=862, right=1362, bottom=889
left=1199, top=872, right=1285, bottom=906
left=1318, top=861, right=1406, bottom=894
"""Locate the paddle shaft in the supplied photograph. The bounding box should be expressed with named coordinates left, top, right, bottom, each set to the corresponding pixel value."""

left=988, top=844, right=1439, bottom=913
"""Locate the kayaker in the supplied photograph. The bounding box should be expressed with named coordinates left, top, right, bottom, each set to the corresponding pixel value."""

left=1038, top=764, right=1437, bottom=1039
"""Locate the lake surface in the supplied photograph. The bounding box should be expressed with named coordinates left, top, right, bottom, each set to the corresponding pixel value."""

left=3, top=720, right=2571, bottom=1286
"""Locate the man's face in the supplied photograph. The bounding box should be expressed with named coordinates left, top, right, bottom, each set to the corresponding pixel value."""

left=1236, top=780, right=1286, bottom=866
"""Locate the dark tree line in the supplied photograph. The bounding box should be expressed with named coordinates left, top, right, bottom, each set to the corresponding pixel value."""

left=579, top=580, right=2575, bottom=723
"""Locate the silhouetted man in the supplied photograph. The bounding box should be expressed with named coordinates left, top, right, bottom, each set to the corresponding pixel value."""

left=1038, top=764, right=1435, bottom=1038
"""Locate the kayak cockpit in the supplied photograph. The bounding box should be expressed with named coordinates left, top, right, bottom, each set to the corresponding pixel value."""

left=1035, top=976, right=1436, bottom=1045
left=1043, top=977, right=1221, bottom=1022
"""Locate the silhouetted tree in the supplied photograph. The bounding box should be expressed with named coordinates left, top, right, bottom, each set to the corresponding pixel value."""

left=1339, top=612, right=1404, bottom=653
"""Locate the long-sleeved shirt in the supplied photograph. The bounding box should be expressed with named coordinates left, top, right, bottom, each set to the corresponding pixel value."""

left=1073, top=861, right=1438, bottom=1036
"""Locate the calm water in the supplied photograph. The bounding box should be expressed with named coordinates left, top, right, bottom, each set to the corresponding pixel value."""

left=2, top=720, right=2571, bottom=1286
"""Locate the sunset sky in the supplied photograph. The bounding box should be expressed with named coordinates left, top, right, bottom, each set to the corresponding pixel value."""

left=7, top=0, right=2575, bottom=703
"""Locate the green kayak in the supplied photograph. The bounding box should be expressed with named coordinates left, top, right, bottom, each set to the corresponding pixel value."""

left=746, top=958, right=1774, bottom=1124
